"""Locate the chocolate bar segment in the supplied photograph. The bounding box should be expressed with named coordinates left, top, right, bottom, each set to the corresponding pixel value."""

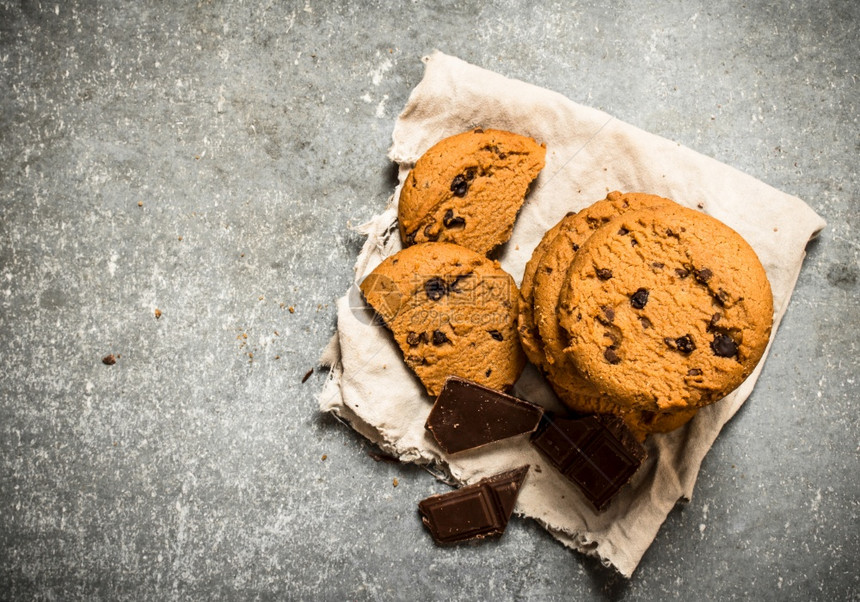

left=418, top=466, right=529, bottom=544
left=531, top=414, right=646, bottom=511
left=426, top=377, right=544, bottom=454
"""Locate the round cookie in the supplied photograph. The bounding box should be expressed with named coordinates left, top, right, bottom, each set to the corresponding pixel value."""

left=398, top=128, right=546, bottom=256
left=531, top=193, right=693, bottom=434
left=360, top=242, right=525, bottom=397
left=517, top=212, right=574, bottom=368
left=558, top=205, right=774, bottom=412
left=533, top=192, right=678, bottom=372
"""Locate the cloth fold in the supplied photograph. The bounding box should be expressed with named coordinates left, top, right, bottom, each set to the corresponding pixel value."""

left=319, top=51, right=825, bottom=577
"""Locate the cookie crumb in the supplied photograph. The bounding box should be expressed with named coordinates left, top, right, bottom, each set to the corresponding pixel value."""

left=301, top=368, right=313, bottom=383
left=154, top=308, right=162, bottom=319
left=392, top=478, right=399, bottom=487
left=289, top=306, right=295, bottom=313
left=137, top=201, right=143, bottom=207
left=102, top=354, right=116, bottom=365
left=178, top=236, right=183, bottom=241
left=321, top=454, right=327, bottom=461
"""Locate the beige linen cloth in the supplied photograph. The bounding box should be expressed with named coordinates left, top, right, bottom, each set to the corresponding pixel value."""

left=318, top=51, right=825, bottom=577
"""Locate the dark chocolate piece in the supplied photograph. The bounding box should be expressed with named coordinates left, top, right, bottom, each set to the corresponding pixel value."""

left=665, top=334, right=696, bottom=355
left=424, top=277, right=447, bottom=301
left=450, top=174, right=470, bottom=197
left=406, top=331, right=426, bottom=347
left=431, top=330, right=450, bottom=346
left=694, top=267, right=713, bottom=284
left=417, top=466, right=528, bottom=544
left=425, top=377, right=544, bottom=454
left=603, top=348, right=621, bottom=364
left=531, top=414, right=646, bottom=511
left=630, top=287, right=649, bottom=309
left=442, top=209, right=466, bottom=229
left=710, top=333, right=738, bottom=358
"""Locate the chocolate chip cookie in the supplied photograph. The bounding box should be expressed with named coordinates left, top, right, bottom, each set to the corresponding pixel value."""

left=557, top=204, right=774, bottom=412
left=531, top=193, right=693, bottom=433
left=398, top=128, right=546, bottom=255
left=360, top=242, right=525, bottom=397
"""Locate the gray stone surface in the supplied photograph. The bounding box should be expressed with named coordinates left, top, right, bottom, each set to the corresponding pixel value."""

left=0, top=1, right=857, bottom=599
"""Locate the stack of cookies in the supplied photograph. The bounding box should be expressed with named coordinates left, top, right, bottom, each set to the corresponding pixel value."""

left=362, top=128, right=774, bottom=439
left=519, top=191, right=774, bottom=437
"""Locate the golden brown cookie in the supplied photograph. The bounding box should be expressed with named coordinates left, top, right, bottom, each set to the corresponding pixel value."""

left=398, top=129, right=546, bottom=255
left=533, top=193, right=678, bottom=370
left=520, top=194, right=696, bottom=436
left=558, top=204, right=774, bottom=412
left=360, top=242, right=525, bottom=397
left=532, top=193, right=679, bottom=418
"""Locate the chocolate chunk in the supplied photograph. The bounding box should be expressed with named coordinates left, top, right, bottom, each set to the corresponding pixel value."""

left=714, top=288, right=730, bottom=306
left=485, top=368, right=492, bottom=377
left=417, top=466, right=529, bottom=544
left=571, top=242, right=579, bottom=252
left=425, top=277, right=447, bottom=301
left=675, top=335, right=696, bottom=354
left=604, top=348, right=621, bottom=364
left=652, top=262, right=665, bottom=269
left=425, top=377, right=544, bottom=454
left=596, top=268, right=613, bottom=280
left=711, top=334, right=738, bottom=358
left=665, top=335, right=696, bottom=355
left=423, top=223, right=439, bottom=241
left=710, top=312, right=722, bottom=328
left=694, top=268, right=713, bottom=284
left=443, top=209, right=466, bottom=229
left=630, top=288, right=649, bottom=309
left=407, top=331, right=426, bottom=347
left=488, top=330, right=504, bottom=341
left=638, top=316, right=652, bottom=329
left=675, top=267, right=690, bottom=279
left=450, top=174, right=470, bottom=197
left=600, top=306, right=615, bottom=323
left=618, top=227, right=629, bottom=236
left=102, top=354, right=116, bottom=365
left=432, top=330, right=450, bottom=346
left=531, top=414, right=646, bottom=511
left=687, top=368, right=703, bottom=376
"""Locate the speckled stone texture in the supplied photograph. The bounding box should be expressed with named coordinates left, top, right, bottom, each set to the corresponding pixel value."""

left=0, top=1, right=857, bottom=600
